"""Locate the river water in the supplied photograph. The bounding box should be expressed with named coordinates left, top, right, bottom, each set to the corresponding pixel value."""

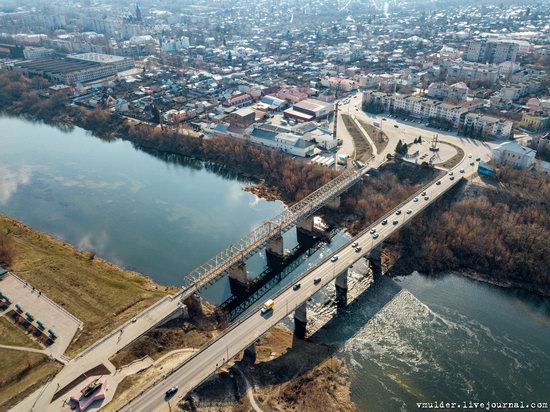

left=1, top=117, right=549, bottom=410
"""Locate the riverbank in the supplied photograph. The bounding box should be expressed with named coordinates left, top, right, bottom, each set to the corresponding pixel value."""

left=0, top=214, right=173, bottom=356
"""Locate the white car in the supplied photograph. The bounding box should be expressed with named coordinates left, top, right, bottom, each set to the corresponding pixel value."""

left=352, top=242, right=358, bottom=248
left=406, top=209, right=412, bottom=214
left=460, top=168, right=465, bottom=173
left=330, top=255, right=339, bottom=262
left=413, top=197, right=419, bottom=202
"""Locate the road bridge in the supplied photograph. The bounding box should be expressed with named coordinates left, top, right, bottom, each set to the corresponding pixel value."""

left=122, top=169, right=468, bottom=412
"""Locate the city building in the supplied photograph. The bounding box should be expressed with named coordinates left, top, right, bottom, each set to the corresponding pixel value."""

left=22, top=47, right=54, bottom=60
left=520, top=113, right=550, bottom=133
left=283, top=98, right=333, bottom=122
left=492, top=141, right=536, bottom=169
left=248, top=124, right=316, bottom=157
left=67, top=53, right=135, bottom=73
left=464, top=114, right=513, bottom=139
left=160, top=36, right=190, bottom=53
left=464, top=39, right=519, bottom=64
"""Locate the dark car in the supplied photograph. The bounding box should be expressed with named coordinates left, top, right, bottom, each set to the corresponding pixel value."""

left=293, top=283, right=301, bottom=291
left=355, top=246, right=362, bottom=253
left=314, top=277, right=322, bottom=284
left=381, top=219, right=388, bottom=225
left=165, top=386, right=178, bottom=398
left=393, top=220, right=399, bottom=225
left=394, top=124, right=399, bottom=128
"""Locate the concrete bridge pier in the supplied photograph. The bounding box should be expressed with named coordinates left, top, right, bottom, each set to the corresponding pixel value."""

left=325, top=195, right=341, bottom=210
left=243, top=342, right=257, bottom=363
left=335, top=269, right=348, bottom=308
left=266, top=235, right=285, bottom=268
left=293, top=302, right=308, bottom=339
left=228, top=262, right=249, bottom=296
left=369, top=247, right=383, bottom=279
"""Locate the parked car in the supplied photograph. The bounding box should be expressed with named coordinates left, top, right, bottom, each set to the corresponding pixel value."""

left=393, top=220, right=399, bottom=225
left=352, top=241, right=358, bottom=248
left=314, top=277, right=322, bottom=284
left=424, top=195, right=430, bottom=200
left=369, top=228, right=376, bottom=234
left=395, top=209, right=402, bottom=215
left=381, top=219, right=388, bottom=225
left=394, top=124, right=399, bottom=128
left=293, top=283, right=301, bottom=291
left=355, top=246, right=362, bottom=252
left=330, top=255, right=339, bottom=262
left=460, top=168, right=465, bottom=173
left=406, top=208, right=412, bottom=214
left=373, top=233, right=379, bottom=239
left=413, top=197, right=419, bottom=202
left=436, top=181, right=441, bottom=185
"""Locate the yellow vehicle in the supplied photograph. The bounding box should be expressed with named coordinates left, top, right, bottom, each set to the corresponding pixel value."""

left=261, top=299, right=274, bottom=314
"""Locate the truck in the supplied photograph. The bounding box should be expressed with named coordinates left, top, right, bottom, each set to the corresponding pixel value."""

left=260, top=299, right=274, bottom=314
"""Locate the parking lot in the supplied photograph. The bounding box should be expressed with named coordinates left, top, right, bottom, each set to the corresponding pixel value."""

left=0, top=273, right=82, bottom=357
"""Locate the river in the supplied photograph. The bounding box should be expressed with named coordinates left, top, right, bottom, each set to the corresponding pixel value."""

left=1, top=117, right=548, bottom=410
left=0, top=116, right=284, bottom=286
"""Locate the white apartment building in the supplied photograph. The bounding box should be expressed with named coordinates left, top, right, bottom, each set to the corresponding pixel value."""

left=464, top=114, right=513, bottom=139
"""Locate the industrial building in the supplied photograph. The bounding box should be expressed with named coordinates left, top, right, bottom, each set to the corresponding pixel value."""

left=15, top=53, right=134, bottom=84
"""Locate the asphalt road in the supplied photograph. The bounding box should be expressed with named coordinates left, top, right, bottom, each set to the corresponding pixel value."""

left=123, top=160, right=476, bottom=412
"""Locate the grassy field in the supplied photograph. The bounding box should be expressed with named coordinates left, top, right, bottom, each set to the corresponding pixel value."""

left=0, top=215, right=173, bottom=357
left=357, top=119, right=389, bottom=153
left=341, top=114, right=373, bottom=162
left=0, top=317, right=40, bottom=349
left=0, top=348, right=62, bottom=410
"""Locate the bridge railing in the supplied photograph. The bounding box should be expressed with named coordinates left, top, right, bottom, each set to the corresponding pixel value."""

left=186, top=167, right=369, bottom=291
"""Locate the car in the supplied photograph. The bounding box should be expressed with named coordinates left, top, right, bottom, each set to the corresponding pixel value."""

left=468, top=153, right=472, bottom=158
left=372, top=233, right=379, bottom=239
left=395, top=209, right=402, bottom=215
left=352, top=241, right=358, bottom=248
left=314, top=277, right=322, bottom=284
left=355, top=246, right=362, bottom=252
left=293, top=283, right=301, bottom=291
left=413, top=197, right=419, bottom=202
left=450, top=176, right=455, bottom=180
left=424, top=195, right=429, bottom=200
left=436, top=181, right=441, bottom=185
left=421, top=191, right=426, bottom=196
left=165, top=386, right=178, bottom=398
left=393, top=220, right=399, bottom=225
left=406, top=208, right=412, bottom=214
left=381, top=219, right=388, bottom=225
left=370, top=228, right=376, bottom=234
left=131, top=318, right=137, bottom=323
left=330, top=255, right=339, bottom=262
left=460, top=168, right=465, bottom=173
left=476, top=157, right=481, bottom=162
left=394, top=124, right=399, bottom=128
left=470, top=161, right=475, bottom=166
left=448, top=171, right=453, bottom=176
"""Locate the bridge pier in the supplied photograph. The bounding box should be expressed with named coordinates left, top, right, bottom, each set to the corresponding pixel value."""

left=243, top=342, right=257, bottom=363
left=228, top=262, right=249, bottom=296
left=325, top=195, right=341, bottom=210
left=265, top=235, right=285, bottom=268
left=293, top=302, right=307, bottom=339
left=369, top=247, right=383, bottom=278
left=335, top=269, right=348, bottom=308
